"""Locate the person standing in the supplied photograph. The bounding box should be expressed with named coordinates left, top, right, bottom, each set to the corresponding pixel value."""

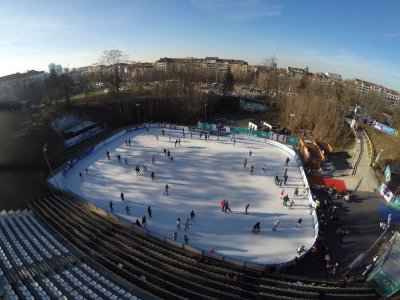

left=272, top=220, right=279, bottom=231
left=151, top=171, right=155, bottom=181
left=164, top=148, right=167, bottom=156
left=184, top=219, right=191, bottom=231
left=280, top=189, right=285, bottom=198
left=142, top=216, right=148, bottom=228
left=79, top=172, right=83, bottom=179
left=190, top=210, right=195, bottom=221
left=125, top=206, right=131, bottom=215
left=120, top=192, right=125, bottom=202
left=128, top=139, right=131, bottom=146
left=125, top=158, right=128, bottom=164
left=167, top=150, right=171, bottom=158
left=106, top=151, right=110, bottom=160
left=294, top=187, right=299, bottom=197
left=173, top=231, right=177, bottom=241
left=220, top=199, right=226, bottom=212
left=117, top=154, right=121, bottom=163
left=284, top=174, right=288, bottom=185
left=176, top=218, right=181, bottom=231
left=285, top=157, right=290, bottom=166
left=184, top=234, right=189, bottom=244
left=249, top=150, right=252, bottom=157
left=155, top=135, right=159, bottom=141
left=147, top=206, right=152, bottom=218
left=109, top=201, right=114, bottom=212
left=283, top=168, right=288, bottom=177
left=162, top=129, right=165, bottom=136
left=250, top=165, right=254, bottom=175
left=225, top=201, right=232, bottom=212
left=151, top=155, right=156, bottom=164
left=135, top=165, right=141, bottom=175
left=243, top=158, right=248, bottom=168
left=262, top=165, right=267, bottom=174
left=245, top=203, right=250, bottom=215
left=175, top=139, right=178, bottom=147
left=164, top=184, right=169, bottom=196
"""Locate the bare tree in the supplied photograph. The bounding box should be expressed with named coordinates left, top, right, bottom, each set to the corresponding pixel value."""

left=99, top=50, right=129, bottom=95
left=359, top=91, right=387, bottom=120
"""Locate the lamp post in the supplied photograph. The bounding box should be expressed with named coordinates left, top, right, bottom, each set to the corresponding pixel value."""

left=136, top=104, right=140, bottom=123
left=373, top=149, right=384, bottom=168
left=289, top=113, right=295, bottom=133
left=204, top=104, right=208, bottom=123
left=43, top=143, right=60, bottom=190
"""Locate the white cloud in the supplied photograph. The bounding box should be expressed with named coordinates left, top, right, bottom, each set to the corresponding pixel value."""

left=383, top=33, right=399, bottom=37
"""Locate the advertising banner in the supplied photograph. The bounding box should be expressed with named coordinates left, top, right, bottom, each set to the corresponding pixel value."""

left=378, top=183, right=395, bottom=203
left=384, top=165, right=391, bottom=183
left=64, top=124, right=106, bottom=147
left=389, top=195, right=400, bottom=211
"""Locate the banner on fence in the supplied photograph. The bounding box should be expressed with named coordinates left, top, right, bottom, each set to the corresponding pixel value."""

left=389, top=195, right=400, bottom=211
left=378, top=183, right=395, bottom=203
left=384, top=166, right=392, bottom=183
left=64, top=124, right=106, bottom=147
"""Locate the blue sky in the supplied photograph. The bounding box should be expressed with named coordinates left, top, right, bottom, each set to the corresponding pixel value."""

left=0, top=0, right=399, bottom=89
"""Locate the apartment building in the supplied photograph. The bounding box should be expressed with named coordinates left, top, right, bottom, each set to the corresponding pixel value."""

left=355, top=78, right=400, bottom=105
left=155, top=57, right=175, bottom=72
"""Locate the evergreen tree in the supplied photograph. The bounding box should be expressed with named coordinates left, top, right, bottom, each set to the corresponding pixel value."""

left=223, top=66, right=234, bottom=94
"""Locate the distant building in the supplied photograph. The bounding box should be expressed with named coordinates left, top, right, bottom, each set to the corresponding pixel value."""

left=155, top=57, right=175, bottom=73
left=48, top=63, right=63, bottom=75
left=0, top=70, right=45, bottom=103
left=355, top=78, right=400, bottom=105
left=287, top=67, right=308, bottom=79
left=325, top=72, right=342, bottom=80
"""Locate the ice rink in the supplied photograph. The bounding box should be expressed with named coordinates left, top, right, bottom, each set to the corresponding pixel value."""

left=62, top=127, right=315, bottom=264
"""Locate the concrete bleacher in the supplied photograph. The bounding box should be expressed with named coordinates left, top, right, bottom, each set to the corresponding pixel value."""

left=0, top=209, right=145, bottom=300
left=26, top=192, right=379, bottom=300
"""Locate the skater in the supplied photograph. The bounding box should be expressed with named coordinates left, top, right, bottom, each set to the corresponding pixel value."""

left=155, top=135, right=159, bottom=141
left=296, top=218, right=303, bottom=227
left=283, top=195, right=289, bottom=206
left=143, top=165, right=148, bottom=172
left=274, top=175, right=279, bottom=185
left=285, top=157, right=290, bottom=166
left=249, top=150, right=252, bottom=157
left=190, top=132, right=193, bottom=139
left=250, top=165, right=254, bottom=175
left=225, top=201, right=232, bottom=212
left=106, top=151, right=110, bottom=160
left=175, top=139, right=178, bottom=147
left=85, top=168, right=89, bottom=174
left=243, top=158, right=248, bottom=168
left=176, top=218, right=181, bottom=231
left=173, top=231, right=177, bottom=241
left=125, top=139, right=128, bottom=146
left=283, top=168, right=288, bottom=177
left=262, top=165, right=267, bottom=174
left=164, top=148, right=167, bottom=156
left=220, top=199, right=226, bottom=212
left=294, top=187, right=299, bottom=197
left=150, top=171, right=155, bottom=182
left=200, top=133, right=202, bottom=139
left=164, top=184, right=169, bottom=196
left=252, top=222, right=261, bottom=234
left=204, top=134, right=207, bottom=142
left=288, top=199, right=295, bottom=207
left=178, top=138, right=181, bottom=146
left=162, top=129, right=165, bottom=136
left=167, top=150, right=171, bottom=158
left=142, top=216, right=148, bottom=228
left=125, top=205, right=131, bottom=215
left=272, top=219, right=279, bottom=231
left=147, top=206, right=152, bottom=218
left=135, top=165, right=141, bottom=175
left=284, top=175, right=288, bottom=185
left=135, top=219, right=142, bottom=227
left=117, top=154, right=121, bottom=163
left=184, top=219, right=191, bottom=231
left=128, top=139, right=131, bottom=146
left=190, top=210, right=195, bottom=221
left=79, top=172, right=83, bottom=178
left=280, top=189, right=285, bottom=198
left=170, top=156, right=174, bottom=163
left=120, top=192, right=125, bottom=202
left=245, top=203, right=250, bottom=214
left=109, top=201, right=114, bottom=212
left=125, top=158, right=128, bottom=164
left=184, top=234, right=189, bottom=244
left=279, top=178, right=283, bottom=186
left=233, top=138, right=236, bottom=145
left=151, top=155, right=156, bottom=164
left=169, top=134, right=171, bottom=142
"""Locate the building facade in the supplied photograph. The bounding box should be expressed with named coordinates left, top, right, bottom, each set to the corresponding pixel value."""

left=0, top=71, right=45, bottom=103
left=355, top=78, right=400, bottom=105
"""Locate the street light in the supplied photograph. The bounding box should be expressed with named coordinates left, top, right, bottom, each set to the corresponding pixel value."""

left=205, top=104, right=208, bottom=123
left=289, top=113, right=295, bottom=132
left=43, top=143, right=60, bottom=190
left=373, top=149, right=384, bottom=168
left=136, top=104, right=140, bottom=123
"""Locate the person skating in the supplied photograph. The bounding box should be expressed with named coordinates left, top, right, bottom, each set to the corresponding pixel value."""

left=167, top=150, right=171, bottom=158
left=164, top=184, right=169, bottom=196
left=125, top=158, right=128, bottom=164
left=155, top=134, right=159, bottom=141
left=120, top=192, right=125, bottom=202
left=262, top=165, right=267, bottom=174
left=109, top=201, right=114, bottom=212
left=176, top=218, right=181, bottom=231
left=284, top=174, right=288, bottom=185
left=173, top=231, right=177, bottom=241
left=135, top=165, right=141, bottom=175
left=272, top=220, right=279, bottom=231
left=296, top=218, right=303, bottom=227
left=184, top=219, right=191, bottom=231
left=85, top=168, right=89, bottom=174
left=151, top=154, right=156, bottom=164
left=163, top=148, right=167, bottom=156
left=190, top=210, right=195, bottom=221
left=294, top=187, right=299, bottom=197
left=175, top=139, right=178, bottom=147
left=147, top=206, right=152, bottom=218
left=151, top=171, right=155, bottom=182
left=252, top=222, right=261, bottom=234
left=220, top=199, right=226, bottom=212
left=280, top=189, right=285, bottom=198
left=128, top=139, right=131, bottom=146
left=184, top=234, right=189, bottom=244
left=142, top=165, right=148, bottom=172
left=283, top=195, right=289, bottom=206
left=125, top=205, right=131, bottom=215
left=249, top=150, right=252, bottom=157
left=243, top=158, right=248, bottom=168
left=162, top=129, right=165, bottom=136
left=274, top=175, right=279, bottom=185
left=245, top=203, right=250, bottom=215
left=283, top=168, right=288, bottom=177
left=106, top=150, right=110, bottom=160
left=250, top=165, right=254, bottom=175
left=142, top=216, right=148, bottom=228
left=285, top=157, right=290, bottom=166
left=125, top=139, right=128, bottom=146
left=79, top=172, right=83, bottom=179
left=225, top=201, right=232, bottom=212
left=135, top=219, right=142, bottom=227
left=117, top=154, right=121, bottom=163
left=178, top=138, right=181, bottom=146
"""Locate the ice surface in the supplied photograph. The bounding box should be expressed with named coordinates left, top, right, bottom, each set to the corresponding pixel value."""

left=62, top=127, right=314, bottom=264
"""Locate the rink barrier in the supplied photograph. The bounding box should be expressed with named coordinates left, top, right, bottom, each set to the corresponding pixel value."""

left=57, top=123, right=318, bottom=270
